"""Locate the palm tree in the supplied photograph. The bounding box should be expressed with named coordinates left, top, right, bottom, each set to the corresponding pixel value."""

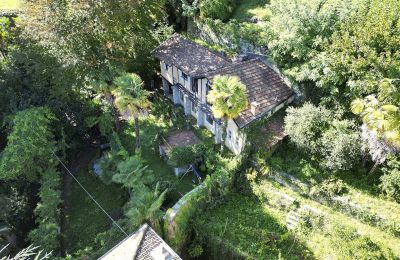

left=352, top=95, right=400, bottom=148
left=113, top=73, right=151, bottom=150
left=125, top=183, right=167, bottom=229
left=352, top=95, right=399, bottom=174
left=92, top=80, right=121, bottom=131
left=207, top=75, right=248, bottom=151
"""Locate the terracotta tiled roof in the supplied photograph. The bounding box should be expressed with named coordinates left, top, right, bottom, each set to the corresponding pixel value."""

left=153, top=34, right=231, bottom=77
left=207, top=59, right=294, bottom=128
left=99, top=224, right=181, bottom=260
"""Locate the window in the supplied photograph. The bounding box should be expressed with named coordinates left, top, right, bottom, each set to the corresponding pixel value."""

left=228, top=130, right=232, bottom=140
left=181, top=71, right=188, bottom=80
left=164, top=63, right=169, bottom=70
left=206, top=82, right=212, bottom=94
left=179, top=91, right=184, bottom=103
left=192, top=80, right=198, bottom=93
left=191, top=101, right=197, bottom=113
left=236, top=136, right=240, bottom=146
left=206, top=114, right=213, bottom=125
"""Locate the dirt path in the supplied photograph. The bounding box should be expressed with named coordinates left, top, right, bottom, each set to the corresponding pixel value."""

left=60, top=146, right=97, bottom=257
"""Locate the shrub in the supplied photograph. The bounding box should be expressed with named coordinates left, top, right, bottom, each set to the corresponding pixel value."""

left=168, top=144, right=206, bottom=168
left=188, top=243, right=204, bottom=258
left=199, top=0, right=237, bottom=21
left=285, top=103, right=332, bottom=152
left=310, top=178, right=348, bottom=198
left=380, top=169, right=400, bottom=203
left=285, top=104, right=361, bottom=171
left=319, top=120, right=361, bottom=171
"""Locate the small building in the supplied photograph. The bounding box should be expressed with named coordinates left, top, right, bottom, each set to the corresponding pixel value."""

left=154, top=34, right=295, bottom=154
left=159, top=130, right=200, bottom=176
left=99, top=223, right=181, bottom=260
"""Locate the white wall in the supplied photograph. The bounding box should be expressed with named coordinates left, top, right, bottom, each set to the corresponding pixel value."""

left=225, top=119, right=246, bottom=155
left=203, top=113, right=215, bottom=134
left=160, top=61, right=192, bottom=91
left=160, top=61, right=173, bottom=84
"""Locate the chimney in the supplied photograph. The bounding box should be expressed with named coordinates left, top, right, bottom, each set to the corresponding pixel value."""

left=251, top=101, right=260, bottom=115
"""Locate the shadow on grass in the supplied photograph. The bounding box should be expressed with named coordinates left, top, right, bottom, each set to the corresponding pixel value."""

left=194, top=194, right=314, bottom=259
left=65, top=162, right=128, bottom=253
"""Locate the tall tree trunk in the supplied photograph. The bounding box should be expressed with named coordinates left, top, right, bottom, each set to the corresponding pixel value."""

left=134, top=115, right=140, bottom=150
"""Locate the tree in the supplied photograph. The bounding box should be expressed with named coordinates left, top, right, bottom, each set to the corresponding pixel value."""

left=111, top=155, right=167, bottom=229
left=285, top=103, right=361, bottom=171
left=284, top=103, right=331, bottom=152
left=113, top=73, right=151, bottom=150
left=28, top=165, right=62, bottom=254
left=0, top=107, right=57, bottom=181
left=265, top=0, right=354, bottom=85
left=22, top=0, right=167, bottom=79
left=91, top=79, right=121, bottom=131
left=319, top=120, right=361, bottom=171
left=124, top=183, right=167, bottom=228
left=311, top=0, right=400, bottom=105
left=199, top=0, right=236, bottom=21
left=352, top=95, right=400, bottom=149
left=207, top=75, right=248, bottom=151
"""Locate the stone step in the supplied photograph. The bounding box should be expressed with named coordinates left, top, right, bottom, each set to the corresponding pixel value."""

left=286, top=210, right=301, bottom=230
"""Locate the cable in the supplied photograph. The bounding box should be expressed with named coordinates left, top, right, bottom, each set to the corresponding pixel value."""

left=51, top=151, right=129, bottom=237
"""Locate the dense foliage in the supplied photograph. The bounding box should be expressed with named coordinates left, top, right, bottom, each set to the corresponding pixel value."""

left=199, top=0, right=237, bottom=21
left=1, top=0, right=400, bottom=258
left=285, top=103, right=361, bottom=171
left=0, top=107, right=57, bottom=181
left=22, top=0, right=169, bottom=78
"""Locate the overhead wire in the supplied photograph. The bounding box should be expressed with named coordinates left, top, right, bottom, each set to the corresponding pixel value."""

left=51, top=151, right=129, bottom=237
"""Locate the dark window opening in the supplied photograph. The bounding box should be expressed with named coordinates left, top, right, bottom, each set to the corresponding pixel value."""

left=206, top=114, right=213, bottom=125
left=192, top=101, right=197, bottom=113
left=165, top=63, right=169, bottom=70
left=192, top=79, right=198, bottom=93
left=181, top=71, right=188, bottom=80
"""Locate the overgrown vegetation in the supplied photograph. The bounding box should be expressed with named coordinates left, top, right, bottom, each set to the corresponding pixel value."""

left=1, top=0, right=399, bottom=258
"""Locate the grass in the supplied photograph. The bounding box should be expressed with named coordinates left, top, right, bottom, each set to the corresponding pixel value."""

left=232, top=0, right=270, bottom=21
left=270, top=140, right=381, bottom=196
left=195, top=194, right=313, bottom=259
left=65, top=158, right=128, bottom=253
left=0, top=0, right=20, bottom=10
left=249, top=179, right=400, bottom=258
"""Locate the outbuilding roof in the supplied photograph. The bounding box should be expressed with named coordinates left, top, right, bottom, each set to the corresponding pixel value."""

left=206, top=59, right=294, bottom=128
left=99, top=224, right=181, bottom=260
left=153, top=34, right=231, bottom=77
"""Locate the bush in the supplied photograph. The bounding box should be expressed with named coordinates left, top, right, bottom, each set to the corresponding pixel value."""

left=199, top=0, right=237, bottom=21
left=310, top=178, right=348, bottom=198
left=285, top=103, right=331, bottom=152
left=285, top=104, right=361, bottom=171
left=319, top=120, right=361, bottom=171
left=380, top=169, right=400, bottom=203
left=168, top=144, right=206, bottom=168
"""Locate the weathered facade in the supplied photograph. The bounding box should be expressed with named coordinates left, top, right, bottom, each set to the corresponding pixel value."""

left=154, top=34, right=295, bottom=154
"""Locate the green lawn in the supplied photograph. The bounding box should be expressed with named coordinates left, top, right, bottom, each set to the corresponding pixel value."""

left=232, top=0, right=270, bottom=21
left=65, top=162, right=128, bottom=253
left=0, top=0, right=20, bottom=10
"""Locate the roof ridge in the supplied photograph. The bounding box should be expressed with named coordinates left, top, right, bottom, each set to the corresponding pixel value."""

left=173, top=33, right=230, bottom=62
left=206, top=58, right=266, bottom=77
